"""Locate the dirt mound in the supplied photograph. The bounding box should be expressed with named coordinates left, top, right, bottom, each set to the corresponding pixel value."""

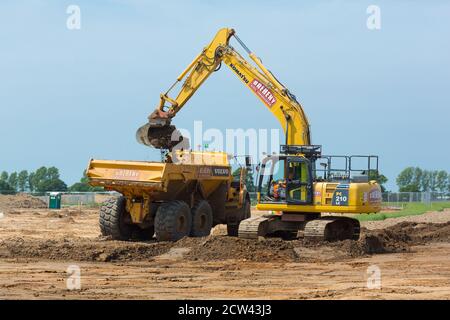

left=1, top=221, right=449, bottom=263
left=0, top=237, right=172, bottom=262
left=382, top=221, right=450, bottom=243
left=0, top=194, right=47, bottom=210
left=179, top=221, right=450, bottom=262
left=362, top=209, right=450, bottom=229
left=179, top=236, right=299, bottom=262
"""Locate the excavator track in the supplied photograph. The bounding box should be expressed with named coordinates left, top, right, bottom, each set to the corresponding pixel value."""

left=238, top=216, right=271, bottom=239
left=304, top=216, right=360, bottom=242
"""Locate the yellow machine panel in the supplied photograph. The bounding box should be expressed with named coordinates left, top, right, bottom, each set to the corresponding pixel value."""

left=257, top=181, right=382, bottom=214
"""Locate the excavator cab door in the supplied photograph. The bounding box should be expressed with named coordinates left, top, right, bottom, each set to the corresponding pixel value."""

left=285, top=157, right=313, bottom=204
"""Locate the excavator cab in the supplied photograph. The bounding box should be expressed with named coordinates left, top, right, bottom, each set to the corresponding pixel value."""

left=258, top=145, right=321, bottom=205
left=286, top=157, right=313, bottom=204
left=258, top=155, right=313, bottom=204
left=257, top=145, right=381, bottom=211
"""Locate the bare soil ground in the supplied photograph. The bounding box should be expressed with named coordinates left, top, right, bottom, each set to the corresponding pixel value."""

left=0, top=194, right=47, bottom=210
left=0, top=196, right=449, bottom=299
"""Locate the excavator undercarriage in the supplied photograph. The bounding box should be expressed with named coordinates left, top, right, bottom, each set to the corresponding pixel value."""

left=238, top=214, right=360, bottom=241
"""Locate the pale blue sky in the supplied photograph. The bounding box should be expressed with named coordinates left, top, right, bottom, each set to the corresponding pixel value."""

left=0, top=0, right=449, bottom=191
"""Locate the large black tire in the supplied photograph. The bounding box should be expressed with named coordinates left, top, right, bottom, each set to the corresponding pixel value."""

left=190, top=200, right=213, bottom=237
left=154, top=200, right=192, bottom=241
left=227, top=198, right=251, bottom=237
left=99, top=196, right=133, bottom=240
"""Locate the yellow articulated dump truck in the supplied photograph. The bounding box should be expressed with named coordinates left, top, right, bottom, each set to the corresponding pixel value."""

left=87, top=151, right=251, bottom=241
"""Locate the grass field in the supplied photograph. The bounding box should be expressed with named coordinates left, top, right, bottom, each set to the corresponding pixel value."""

left=355, top=202, right=450, bottom=221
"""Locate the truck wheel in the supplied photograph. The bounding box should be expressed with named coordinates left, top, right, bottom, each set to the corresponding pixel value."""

left=99, top=196, right=133, bottom=240
left=227, top=198, right=251, bottom=237
left=190, top=200, right=213, bottom=237
left=155, top=200, right=192, bottom=241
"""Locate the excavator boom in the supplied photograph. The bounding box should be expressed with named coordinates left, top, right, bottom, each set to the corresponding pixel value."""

left=136, top=28, right=311, bottom=149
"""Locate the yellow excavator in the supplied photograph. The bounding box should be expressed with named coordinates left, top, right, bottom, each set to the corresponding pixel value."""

left=136, top=28, right=382, bottom=241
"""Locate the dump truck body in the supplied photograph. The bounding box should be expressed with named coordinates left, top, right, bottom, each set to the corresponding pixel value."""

left=87, top=151, right=250, bottom=241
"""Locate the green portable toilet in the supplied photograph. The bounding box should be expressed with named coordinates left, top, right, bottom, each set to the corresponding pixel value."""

left=48, top=192, right=62, bottom=209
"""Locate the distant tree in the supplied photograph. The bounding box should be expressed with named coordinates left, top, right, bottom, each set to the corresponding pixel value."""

left=28, top=172, right=35, bottom=192
left=37, top=179, right=67, bottom=192
left=421, top=169, right=441, bottom=192
left=0, top=180, right=14, bottom=194
left=47, top=167, right=60, bottom=181
left=397, top=167, right=450, bottom=193
left=1, top=168, right=70, bottom=193
left=31, top=166, right=67, bottom=192
left=435, top=171, right=448, bottom=193
left=69, top=170, right=103, bottom=192
left=412, top=167, right=423, bottom=191
left=396, top=167, right=413, bottom=192
left=420, top=170, right=432, bottom=192
left=396, top=167, right=421, bottom=192
left=8, top=172, right=18, bottom=191
left=31, top=166, right=48, bottom=191
left=17, top=170, right=29, bottom=192
left=430, top=170, right=439, bottom=192
left=0, top=171, right=8, bottom=183
left=69, top=182, right=92, bottom=192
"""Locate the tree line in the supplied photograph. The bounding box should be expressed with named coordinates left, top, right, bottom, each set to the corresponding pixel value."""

left=396, top=167, right=449, bottom=192
left=1, top=165, right=448, bottom=194
left=0, top=167, right=102, bottom=194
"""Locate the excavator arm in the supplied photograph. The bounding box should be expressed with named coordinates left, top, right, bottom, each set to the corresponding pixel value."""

left=152, top=28, right=234, bottom=120
left=136, top=27, right=311, bottom=149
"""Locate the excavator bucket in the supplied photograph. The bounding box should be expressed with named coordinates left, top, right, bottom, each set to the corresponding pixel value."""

left=135, top=122, right=182, bottom=149
left=136, top=109, right=189, bottom=150
left=135, top=122, right=152, bottom=146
